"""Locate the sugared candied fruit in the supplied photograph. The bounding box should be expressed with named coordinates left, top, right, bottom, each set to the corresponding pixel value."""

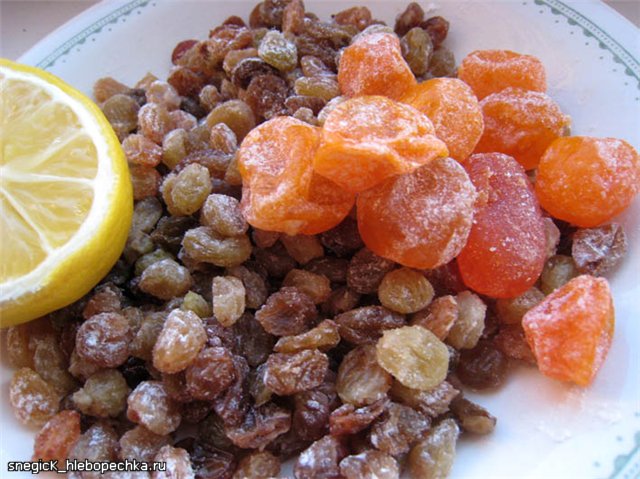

left=474, top=88, right=570, bottom=170
left=401, top=78, right=484, bottom=163
left=314, top=96, right=448, bottom=193
left=338, top=32, right=417, bottom=100
left=458, top=49, right=547, bottom=100
left=522, top=275, right=614, bottom=386
left=376, top=325, right=449, bottom=391
left=238, top=116, right=355, bottom=235
left=535, top=137, right=640, bottom=227
left=457, top=153, right=547, bottom=298
left=357, top=157, right=477, bottom=270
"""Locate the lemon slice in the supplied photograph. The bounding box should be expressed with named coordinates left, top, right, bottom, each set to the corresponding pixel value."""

left=0, top=59, right=132, bottom=327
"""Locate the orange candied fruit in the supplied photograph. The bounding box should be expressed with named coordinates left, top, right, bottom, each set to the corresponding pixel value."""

left=522, top=275, right=614, bottom=386
left=535, top=136, right=640, bottom=227
left=458, top=49, right=547, bottom=100
left=357, top=157, right=477, bottom=270
left=314, top=95, right=448, bottom=193
left=338, top=32, right=417, bottom=101
left=401, top=77, right=484, bottom=163
left=238, top=116, right=354, bottom=235
left=474, top=87, right=570, bottom=170
left=457, top=153, right=546, bottom=298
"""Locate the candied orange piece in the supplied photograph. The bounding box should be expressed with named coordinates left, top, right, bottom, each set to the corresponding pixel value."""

left=522, top=275, right=614, bottom=386
left=357, top=157, right=476, bottom=269
left=458, top=49, right=546, bottom=100
left=401, top=78, right=484, bottom=163
left=536, top=136, right=640, bottom=227
left=338, top=32, right=417, bottom=101
left=457, top=153, right=546, bottom=298
left=314, top=96, right=448, bottom=193
left=474, top=88, right=569, bottom=170
left=238, top=116, right=354, bottom=235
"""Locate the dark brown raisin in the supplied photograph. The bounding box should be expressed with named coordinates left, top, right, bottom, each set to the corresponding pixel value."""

left=347, top=248, right=396, bottom=294
left=571, top=223, right=627, bottom=276
left=456, top=340, right=508, bottom=390
left=232, top=313, right=276, bottom=367
left=320, top=217, right=364, bottom=257
left=225, top=403, right=291, bottom=449
left=186, top=347, right=237, bottom=400
left=213, top=355, right=251, bottom=428
left=450, top=395, right=496, bottom=435
left=394, top=2, right=424, bottom=36
left=421, top=16, right=450, bottom=48
left=389, top=380, right=459, bottom=418
left=256, top=287, right=318, bottom=336
left=335, top=306, right=405, bottom=345
left=369, top=402, right=431, bottom=456
left=232, top=57, right=278, bottom=88
left=76, top=312, right=132, bottom=368
left=329, top=398, right=387, bottom=436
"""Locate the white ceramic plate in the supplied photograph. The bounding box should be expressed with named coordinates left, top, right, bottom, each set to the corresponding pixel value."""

left=2, top=1, right=639, bottom=478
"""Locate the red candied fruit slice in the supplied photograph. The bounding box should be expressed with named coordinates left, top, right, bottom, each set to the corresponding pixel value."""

left=474, top=88, right=570, bottom=170
left=536, top=136, right=640, bottom=227
left=314, top=96, right=449, bottom=193
left=457, top=153, right=546, bottom=298
left=338, top=32, right=417, bottom=101
left=401, top=78, right=484, bottom=163
left=458, top=49, right=547, bottom=100
left=238, top=116, right=355, bottom=235
left=522, top=275, right=614, bottom=386
left=357, top=157, right=476, bottom=269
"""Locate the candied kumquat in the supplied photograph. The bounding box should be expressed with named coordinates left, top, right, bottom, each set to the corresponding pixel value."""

left=238, top=116, right=354, bottom=235
left=401, top=78, right=484, bottom=163
left=474, top=88, right=570, bottom=170
left=535, top=136, right=640, bottom=227
left=357, top=157, right=476, bottom=269
left=457, top=153, right=546, bottom=298
left=338, top=32, right=417, bottom=100
left=522, top=275, right=614, bottom=386
left=314, top=95, right=448, bottom=193
left=458, top=49, right=546, bottom=100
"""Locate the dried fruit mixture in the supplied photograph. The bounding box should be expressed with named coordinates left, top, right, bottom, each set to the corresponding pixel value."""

left=5, top=1, right=639, bottom=478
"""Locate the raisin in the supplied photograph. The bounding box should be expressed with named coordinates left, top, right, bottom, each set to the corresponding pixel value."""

left=76, top=312, right=132, bottom=368
left=265, top=349, right=329, bottom=396
left=456, top=340, right=508, bottom=390
left=450, top=396, right=496, bottom=435
left=293, top=389, right=332, bottom=442
left=572, top=224, right=627, bottom=276
left=139, top=259, right=193, bottom=300
left=274, top=319, right=340, bottom=354
left=333, top=6, right=372, bottom=31
left=495, top=287, right=545, bottom=325
left=153, top=309, right=207, bottom=373
left=226, top=265, right=268, bottom=310
left=540, top=255, right=579, bottom=295
left=283, top=269, right=331, bottom=304
left=280, top=234, right=325, bottom=265
left=335, top=306, right=405, bottom=345
left=493, top=325, right=536, bottom=364
left=152, top=446, right=195, bottom=479
left=245, top=74, right=289, bottom=119
left=389, top=380, right=459, bottom=417
left=212, top=276, right=246, bottom=327
left=394, top=2, right=424, bottom=36
left=347, top=248, right=396, bottom=294
left=201, top=194, right=248, bottom=237
left=213, top=355, right=251, bottom=427
left=447, top=291, right=486, bottom=349
left=378, top=268, right=434, bottom=314
left=182, top=226, right=252, bottom=267
left=233, top=451, right=281, bottom=479
left=407, top=419, right=459, bottom=478
left=294, top=435, right=349, bottom=479
left=127, top=381, right=181, bottom=435
left=370, top=402, right=431, bottom=456
left=307, top=257, right=349, bottom=284
left=190, top=442, right=237, bottom=479
left=256, top=287, right=318, bottom=336
left=329, top=399, right=387, bottom=436
left=32, top=410, right=81, bottom=462
left=337, top=345, right=392, bottom=406
left=225, top=403, right=291, bottom=449
left=120, top=425, right=171, bottom=462
left=186, top=347, right=237, bottom=400
left=72, top=369, right=130, bottom=418
left=340, top=450, right=400, bottom=479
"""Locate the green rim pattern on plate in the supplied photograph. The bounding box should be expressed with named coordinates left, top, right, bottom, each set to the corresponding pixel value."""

left=535, top=0, right=640, bottom=88
left=36, top=0, right=151, bottom=69
left=31, top=1, right=640, bottom=477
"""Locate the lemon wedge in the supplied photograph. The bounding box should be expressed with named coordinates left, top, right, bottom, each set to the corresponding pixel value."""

left=0, top=59, right=132, bottom=327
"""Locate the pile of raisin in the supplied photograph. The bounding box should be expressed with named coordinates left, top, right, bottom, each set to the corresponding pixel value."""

left=6, top=1, right=639, bottom=478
